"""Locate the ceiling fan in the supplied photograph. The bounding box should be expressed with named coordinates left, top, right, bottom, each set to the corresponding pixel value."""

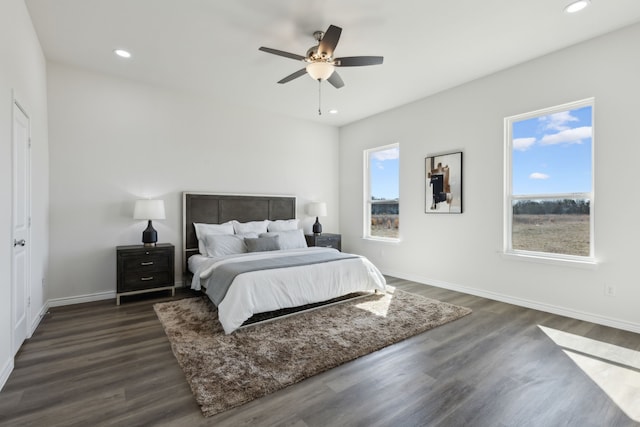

left=259, top=24, right=384, bottom=89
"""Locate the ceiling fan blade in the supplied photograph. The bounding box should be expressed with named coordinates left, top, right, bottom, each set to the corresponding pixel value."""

left=327, top=71, right=344, bottom=89
left=318, top=25, right=342, bottom=58
left=277, top=68, right=308, bottom=84
left=259, top=47, right=306, bottom=61
left=335, top=56, right=384, bottom=67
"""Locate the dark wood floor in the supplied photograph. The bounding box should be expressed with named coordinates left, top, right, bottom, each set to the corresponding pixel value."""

left=1, top=277, right=639, bottom=427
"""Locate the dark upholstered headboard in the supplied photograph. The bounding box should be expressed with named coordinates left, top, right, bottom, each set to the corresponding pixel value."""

left=182, top=192, right=296, bottom=273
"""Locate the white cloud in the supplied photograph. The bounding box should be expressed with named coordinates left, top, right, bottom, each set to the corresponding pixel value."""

left=371, top=147, right=399, bottom=161
left=539, top=111, right=579, bottom=131
left=513, top=137, right=536, bottom=151
left=530, top=172, right=550, bottom=180
left=540, top=126, right=592, bottom=146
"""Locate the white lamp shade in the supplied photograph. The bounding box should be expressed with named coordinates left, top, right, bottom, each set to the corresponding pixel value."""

left=306, top=202, right=327, bottom=217
left=306, top=62, right=335, bottom=81
left=133, top=199, right=166, bottom=220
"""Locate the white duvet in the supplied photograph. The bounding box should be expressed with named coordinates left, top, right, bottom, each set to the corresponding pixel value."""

left=189, top=247, right=386, bottom=334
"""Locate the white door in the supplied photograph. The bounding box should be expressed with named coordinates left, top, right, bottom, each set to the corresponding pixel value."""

left=12, top=101, right=30, bottom=356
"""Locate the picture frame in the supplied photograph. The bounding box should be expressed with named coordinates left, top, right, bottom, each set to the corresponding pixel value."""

left=425, top=151, right=463, bottom=214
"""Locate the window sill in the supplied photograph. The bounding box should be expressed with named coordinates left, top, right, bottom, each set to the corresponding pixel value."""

left=501, top=251, right=598, bottom=269
left=362, top=236, right=401, bottom=244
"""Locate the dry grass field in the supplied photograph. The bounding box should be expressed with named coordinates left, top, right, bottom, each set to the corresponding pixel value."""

left=512, top=214, right=590, bottom=256
left=371, top=214, right=399, bottom=238
left=369, top=213, right=589, bottom=254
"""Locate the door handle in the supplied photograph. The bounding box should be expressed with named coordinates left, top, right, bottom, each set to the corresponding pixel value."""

left=14, top=239, right=26, bottom=247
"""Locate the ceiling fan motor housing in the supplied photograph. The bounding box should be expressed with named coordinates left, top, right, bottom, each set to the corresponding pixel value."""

left=308, top=30, right=333, bottom=61
left=307, top=46, right=331, bottom=62
left=258, top=24, right=383, bottom=90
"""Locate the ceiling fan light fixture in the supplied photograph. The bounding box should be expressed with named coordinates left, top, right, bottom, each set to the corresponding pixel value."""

left=564, top=0, right=590, bottom=13
left=306, top=62, right=335, bottom=81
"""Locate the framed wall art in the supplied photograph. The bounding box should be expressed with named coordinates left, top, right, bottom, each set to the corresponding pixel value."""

left=425, top=151, right=462, bottom=214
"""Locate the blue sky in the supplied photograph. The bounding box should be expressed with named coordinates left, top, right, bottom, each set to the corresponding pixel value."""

left=512, top=105, right=592, bottom=195
left=370, top=146, right=399, bottom=199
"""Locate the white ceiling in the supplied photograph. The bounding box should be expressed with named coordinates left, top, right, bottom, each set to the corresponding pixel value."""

left=24, top=0, right=640, bottom=127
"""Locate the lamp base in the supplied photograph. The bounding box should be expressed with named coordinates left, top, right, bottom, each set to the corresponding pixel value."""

left=312, top=217, right=323, bottom=235
left=142, top=220, right=158, bottom=246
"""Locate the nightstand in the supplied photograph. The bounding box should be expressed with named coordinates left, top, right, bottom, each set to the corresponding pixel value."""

left=305, top=233, right=342, bottom=251
left=116, top=243, right=175, bottom=305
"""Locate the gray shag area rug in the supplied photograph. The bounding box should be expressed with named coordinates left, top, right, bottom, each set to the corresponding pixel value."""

left=153, top=288, right=472, bottom=417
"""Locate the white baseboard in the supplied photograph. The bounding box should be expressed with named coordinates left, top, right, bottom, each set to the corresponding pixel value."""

left=46, top=282, right=183, bottom=308
left=383, top=269, right=640, bottom=334
left=0, top=357, right=14, bottom=392
left=47, top=290, right=116, bottom=308
left=29, top=302, right=49, bottom=337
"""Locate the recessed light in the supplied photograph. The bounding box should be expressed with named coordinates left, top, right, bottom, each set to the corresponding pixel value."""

left=564, top=0, right=590, bottom=14
left=328, top=109, right=338, bottom=114
left=114, top=49, right=132, bottom=58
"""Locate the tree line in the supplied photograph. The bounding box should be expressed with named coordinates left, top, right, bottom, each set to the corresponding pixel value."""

left=371, top=198, right=399, bottom=215
left=513, top=199, right=590, bottom=215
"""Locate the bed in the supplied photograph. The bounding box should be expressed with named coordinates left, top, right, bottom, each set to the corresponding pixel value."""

left=183, top=192, right=387, bottom=334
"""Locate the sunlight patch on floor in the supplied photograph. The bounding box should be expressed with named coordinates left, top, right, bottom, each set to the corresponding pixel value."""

left=539, top=325, right=640, bottom=421
left=355, top=290, right=392, bottom=317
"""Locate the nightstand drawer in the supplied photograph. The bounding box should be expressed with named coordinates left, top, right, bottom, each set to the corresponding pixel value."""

left=120, top=270, right=173, bottom=292
left=315, top=236, right=336, bottom=247
left=121, top=253, right=170, bottom=273
left=305, top=233, right=342, bottom=251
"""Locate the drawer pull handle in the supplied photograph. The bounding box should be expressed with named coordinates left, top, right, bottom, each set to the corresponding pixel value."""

left=140, top=261, right=154, bottom=266
left=140, top=276, right=154, bottom=281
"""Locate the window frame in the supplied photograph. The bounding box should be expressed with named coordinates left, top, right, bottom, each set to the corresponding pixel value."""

left=363, top=142, right=400, bottom=242
left=504, top=98, right=595, bottom=264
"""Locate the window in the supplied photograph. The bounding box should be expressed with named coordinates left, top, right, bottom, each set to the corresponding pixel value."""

left=364, top=143, right=399, bottom=240
left=505, top=99, right=594, bottom=261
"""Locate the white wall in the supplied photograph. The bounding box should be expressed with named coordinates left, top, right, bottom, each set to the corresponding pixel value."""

left=46, top=62, right=339, bottom=302
left=339, top=23, right=640, bottom=332
left=0, top=0, right=49, bottom=388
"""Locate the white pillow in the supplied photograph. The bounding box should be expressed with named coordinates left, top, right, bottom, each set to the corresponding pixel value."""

left=204, top=234, right=247, bottom=257
left=235, top=232, right=259, bottom=239
left=194, top=222, right=234, bottom=255
left=260, top=229, right=307, bottom=250
left=268, top=219, right=299, bottom=232
left=233, top=220, right=269, bottom=235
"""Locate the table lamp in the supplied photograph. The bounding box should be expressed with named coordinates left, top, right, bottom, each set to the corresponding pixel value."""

left=134, top=199, right=166, bottom=247
left=306, top=202, right=327, bottom=235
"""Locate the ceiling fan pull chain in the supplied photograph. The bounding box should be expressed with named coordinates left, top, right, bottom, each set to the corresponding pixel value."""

left=318, top=80, right=322, bottom=115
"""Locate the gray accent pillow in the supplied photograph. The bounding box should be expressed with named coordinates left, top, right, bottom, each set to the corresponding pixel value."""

left=245, top=235, right=281, bottom=252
